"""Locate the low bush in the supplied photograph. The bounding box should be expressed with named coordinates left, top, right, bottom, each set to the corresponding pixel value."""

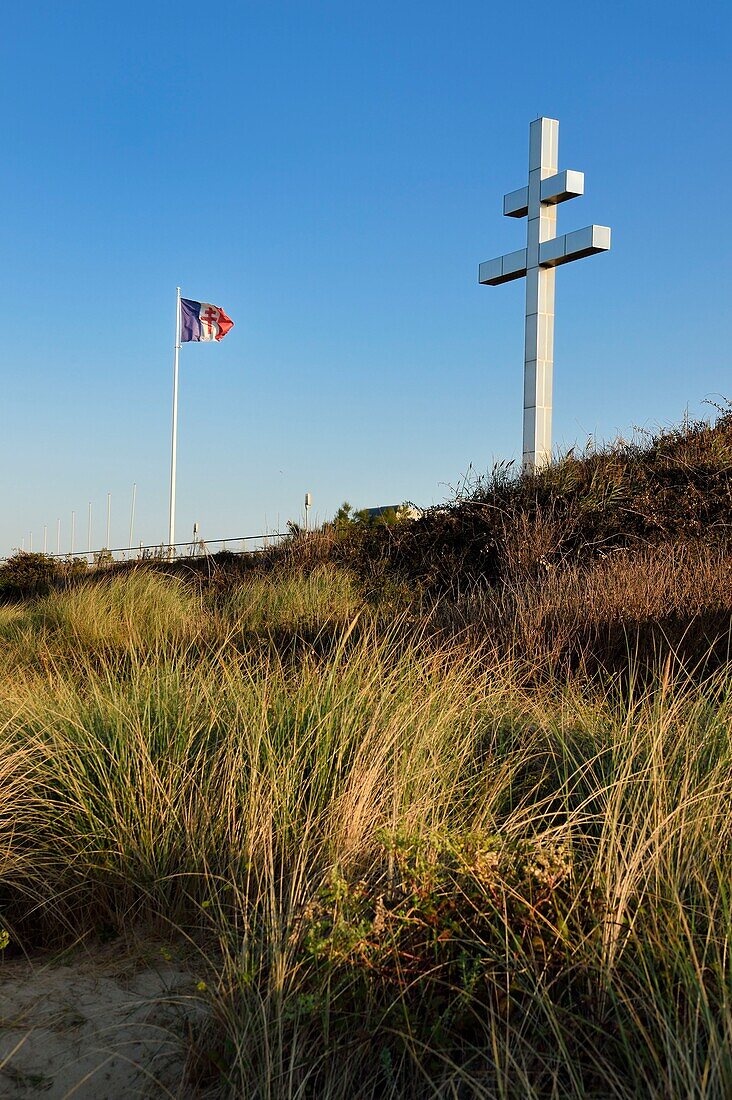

left=0, top=551, right=81, bottom=600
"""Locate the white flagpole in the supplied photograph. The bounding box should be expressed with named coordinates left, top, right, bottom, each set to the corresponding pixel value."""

left=168, top=287, right=181, bottom=553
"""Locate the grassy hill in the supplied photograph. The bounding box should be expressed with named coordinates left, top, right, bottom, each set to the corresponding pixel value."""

left=1, top=413, right=732, bottom=1097
left=9, top=407, right=732, bottom=673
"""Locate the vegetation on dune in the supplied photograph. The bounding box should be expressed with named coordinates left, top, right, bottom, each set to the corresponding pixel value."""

left=383, top=407, right=732, bottom=590
left=1, top=412, right=732, bottom=1097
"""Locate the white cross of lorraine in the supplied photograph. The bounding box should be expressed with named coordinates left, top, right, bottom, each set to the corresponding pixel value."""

left=479, top=117, right=611, bottom=471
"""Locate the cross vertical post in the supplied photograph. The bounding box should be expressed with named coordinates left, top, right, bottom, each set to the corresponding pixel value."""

left=524, top=117, right=557, bottom=469
left=478, top=117, right=611, bottom=471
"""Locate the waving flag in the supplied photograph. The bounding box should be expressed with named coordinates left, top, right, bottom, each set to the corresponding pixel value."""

left=180, top=298, right=234, bottom=343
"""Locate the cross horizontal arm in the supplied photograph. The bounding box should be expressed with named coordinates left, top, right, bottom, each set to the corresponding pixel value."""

left=503, top=170, right=585, bottom=219
left=478, top=248, right=527, bottom=285
left=479, top=225, right=610, bottom=283
left=503, top=187, right=528, bottom=218
left=539, top=224, right=611, bottom=267
left=540, top=170, right=584, bottom=205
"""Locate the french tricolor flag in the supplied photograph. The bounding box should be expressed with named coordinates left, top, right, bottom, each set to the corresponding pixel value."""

left=180, top=298, right=234, bottom=343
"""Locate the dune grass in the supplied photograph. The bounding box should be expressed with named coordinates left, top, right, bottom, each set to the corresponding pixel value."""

left=0, top=571, right=731, bottom=1097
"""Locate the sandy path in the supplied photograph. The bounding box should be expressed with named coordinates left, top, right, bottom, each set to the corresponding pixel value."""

left=0, top=942, right=211, bottom=1098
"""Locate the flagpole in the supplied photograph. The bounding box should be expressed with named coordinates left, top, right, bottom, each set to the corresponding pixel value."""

left=168, top=287, right=181, bottom=553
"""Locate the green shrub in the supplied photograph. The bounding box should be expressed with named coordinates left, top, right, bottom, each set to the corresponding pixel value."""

left=0, top=552, right=68, bottom=600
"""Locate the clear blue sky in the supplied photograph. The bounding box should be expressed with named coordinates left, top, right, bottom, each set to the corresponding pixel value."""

left=1, top=1, right=730, bottom=555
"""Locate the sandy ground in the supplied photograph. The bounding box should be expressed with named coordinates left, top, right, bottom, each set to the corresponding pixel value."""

left=0, top=941, right=211, bottom=1098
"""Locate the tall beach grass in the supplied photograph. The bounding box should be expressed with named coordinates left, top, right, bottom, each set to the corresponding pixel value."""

left=0, top=570, right=730, bottom=1097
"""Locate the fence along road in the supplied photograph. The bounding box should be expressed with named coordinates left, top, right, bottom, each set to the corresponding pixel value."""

left=1, top=531, right=285, bottom=567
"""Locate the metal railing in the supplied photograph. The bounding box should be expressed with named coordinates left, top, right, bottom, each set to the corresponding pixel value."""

left=1, top=531, right=286, bottom=567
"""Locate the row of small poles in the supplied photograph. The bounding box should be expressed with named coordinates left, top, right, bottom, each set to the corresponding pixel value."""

left=20, top=484, right=138, bottom=558
left=18, top=489, right=314, bottom=558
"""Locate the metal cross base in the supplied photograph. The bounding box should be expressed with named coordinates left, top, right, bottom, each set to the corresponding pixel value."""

left=479, top=118, right=611, bottom=471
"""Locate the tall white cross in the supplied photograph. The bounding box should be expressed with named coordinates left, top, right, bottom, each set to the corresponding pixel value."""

left=479, top=117, right=611, bottom=470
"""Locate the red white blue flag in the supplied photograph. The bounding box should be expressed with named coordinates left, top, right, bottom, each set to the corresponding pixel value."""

left=180, top=298, right=234, bottom=343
